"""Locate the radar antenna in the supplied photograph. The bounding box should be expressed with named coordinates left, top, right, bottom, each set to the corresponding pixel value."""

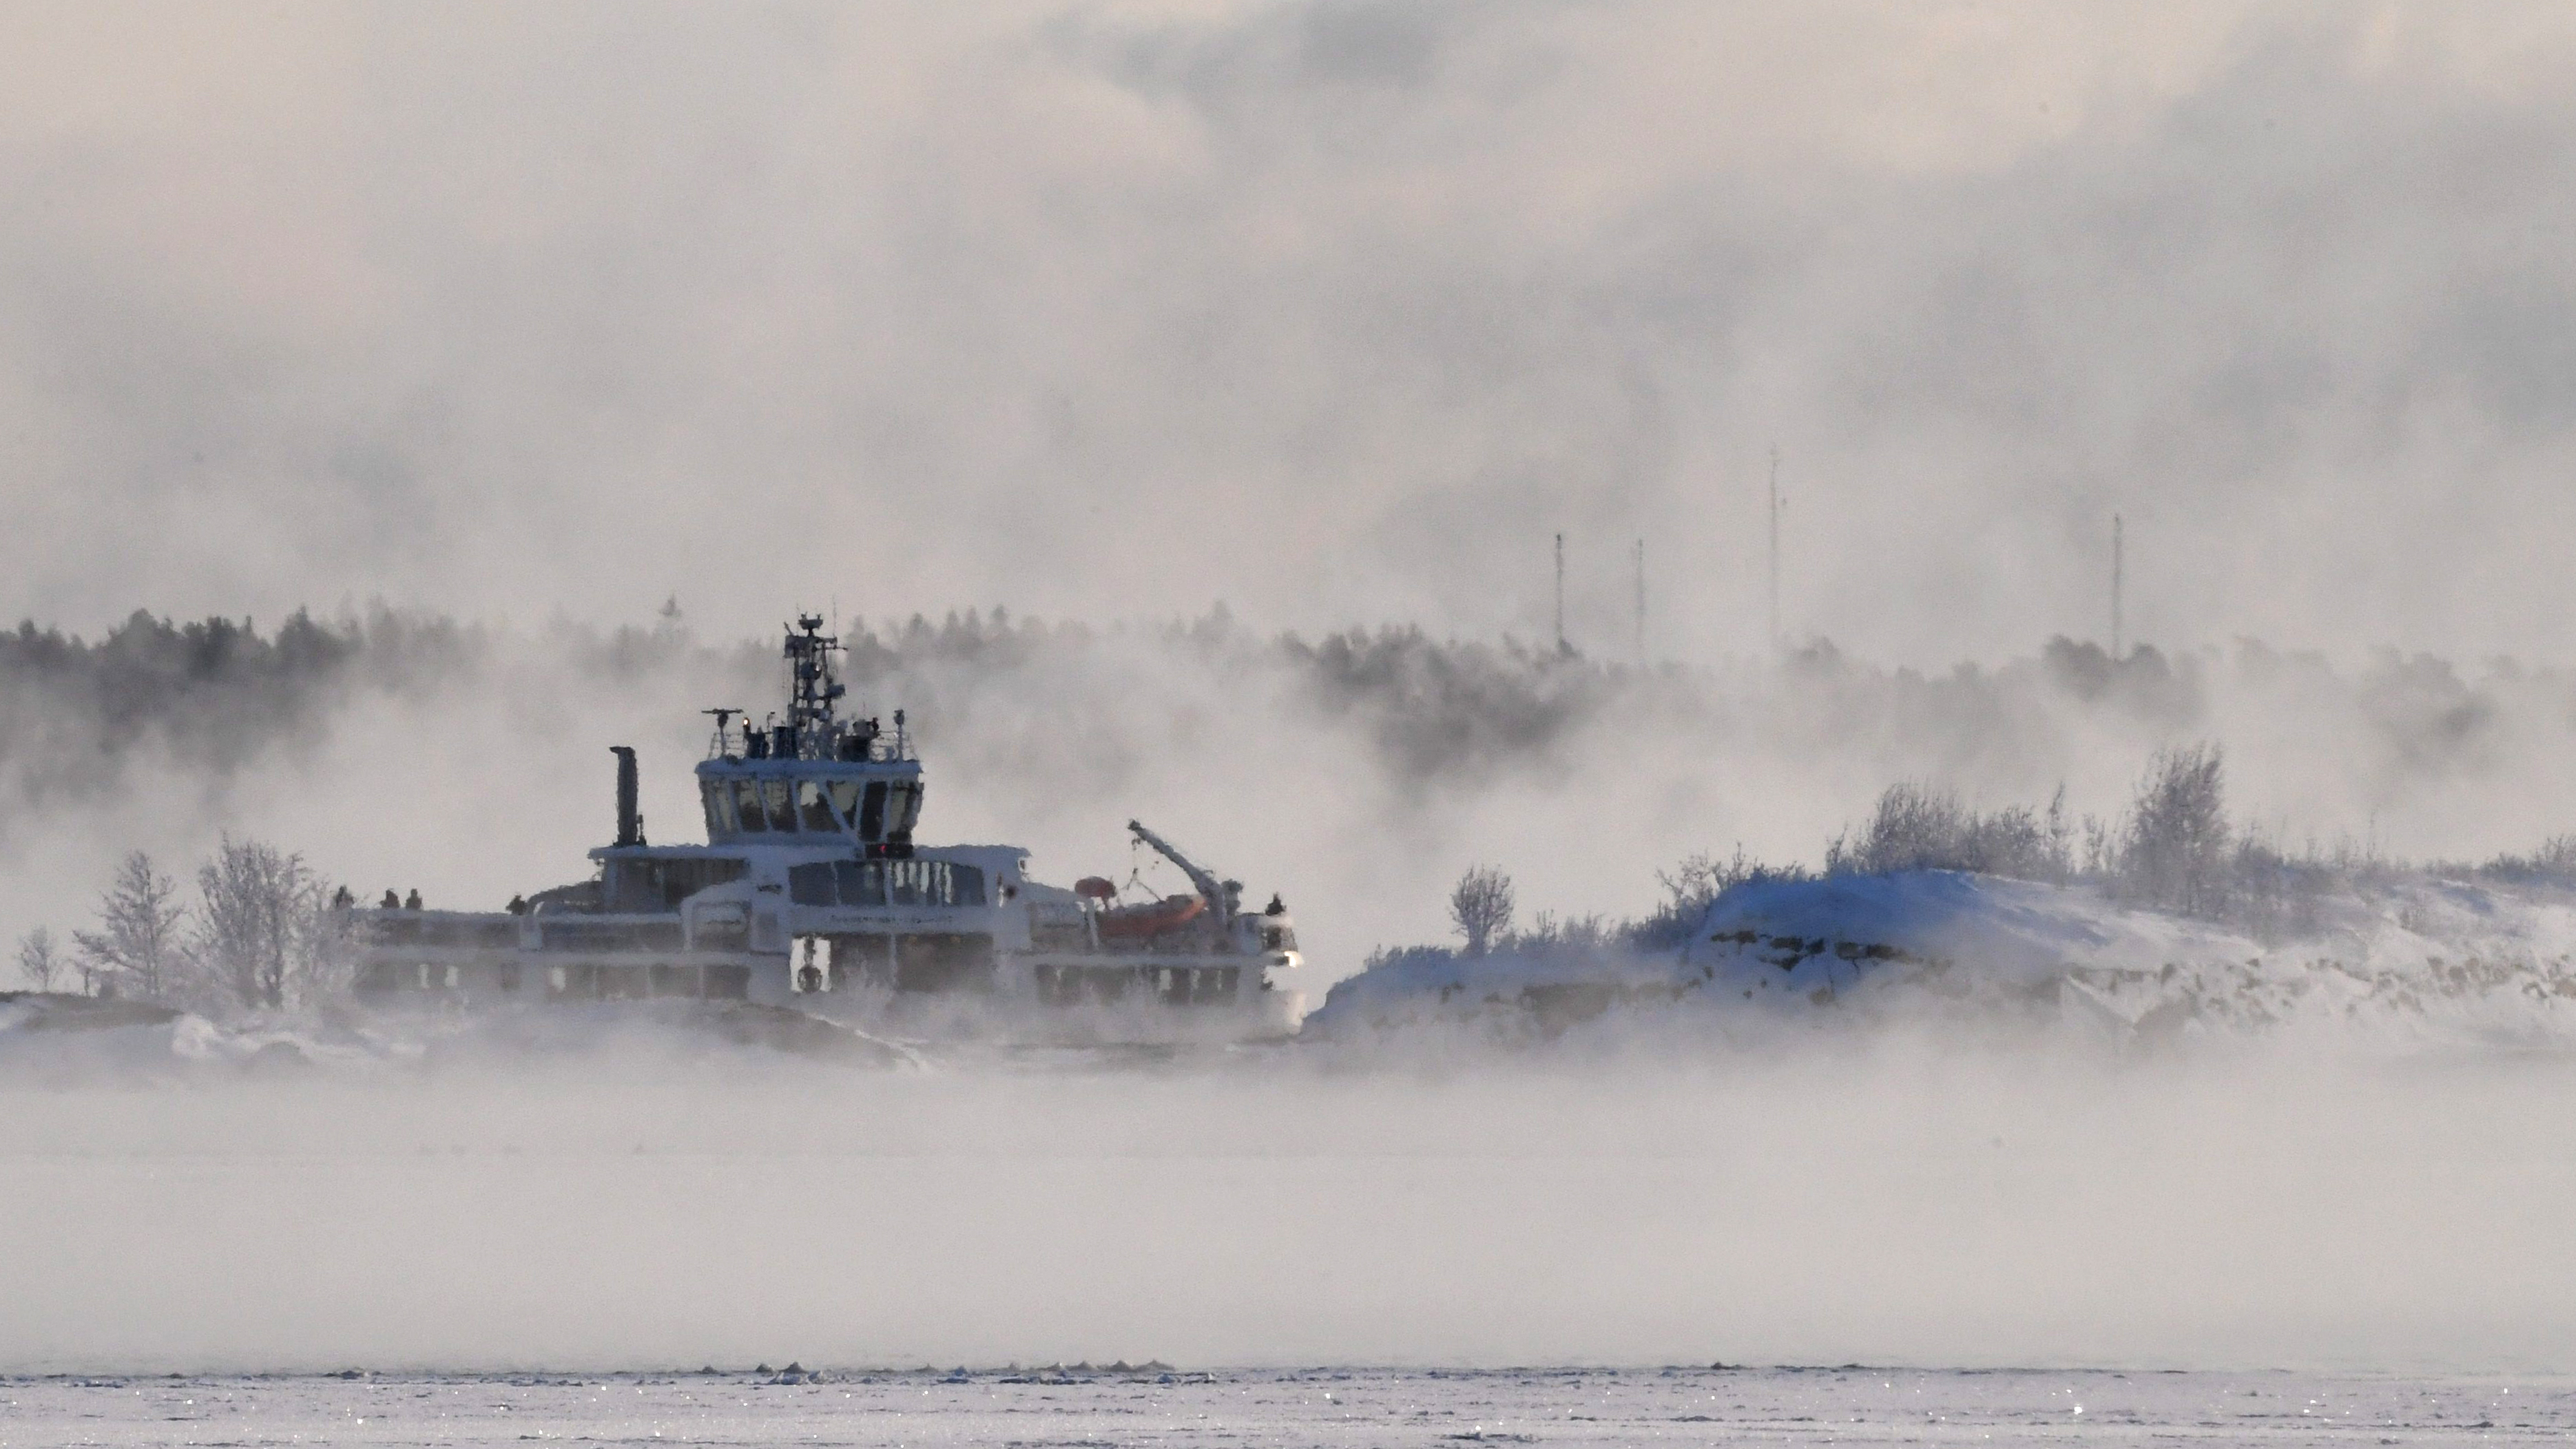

left=702, top=707, right=741, bottom=758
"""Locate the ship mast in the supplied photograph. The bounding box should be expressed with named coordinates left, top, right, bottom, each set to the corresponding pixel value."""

left=781, top=614, right=846, bottom=758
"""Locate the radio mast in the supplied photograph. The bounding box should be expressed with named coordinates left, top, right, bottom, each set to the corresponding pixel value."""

left=1633, top=537, right=1645, bottom=664
left=1554, top=532, right=1566, bottom=654
left=2112, top=512, right=2124, bottom=660
left=1767, top=446, right=1782, bottom=654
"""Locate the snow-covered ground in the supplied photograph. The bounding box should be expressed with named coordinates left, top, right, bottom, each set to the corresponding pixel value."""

left=1308, top=870, right=2576, bottom=1051
left=3, top=1366, right=2570, bottom=1448
left=0, top=992, right=919, bottom=1082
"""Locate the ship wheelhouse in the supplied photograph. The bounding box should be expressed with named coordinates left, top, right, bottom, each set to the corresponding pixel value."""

left=696, top=756, right=923, bottom=850
left=693, top=616, right=926, bottom=853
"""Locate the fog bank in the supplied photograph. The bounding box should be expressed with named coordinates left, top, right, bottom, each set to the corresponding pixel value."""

left=5, top=1045, right=2570, bottom=1372
left=7, top=6, right=2576, bottom=663
left=14, top=612, right=2576, bottom=999
left=11, top=610, right=2576, bottom=990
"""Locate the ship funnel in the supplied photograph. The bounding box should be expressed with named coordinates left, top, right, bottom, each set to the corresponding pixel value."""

left=611, top=746, right=640, bottom=847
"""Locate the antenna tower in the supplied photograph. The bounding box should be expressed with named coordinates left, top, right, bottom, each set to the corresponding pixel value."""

left=1767, top=446, right=1782, bottom=653
left=2112, top=513, right=2124, bottom=660
left=1554, top=532, right=1567, bottom=654
left=1633, top=538, right=1645, bottom=663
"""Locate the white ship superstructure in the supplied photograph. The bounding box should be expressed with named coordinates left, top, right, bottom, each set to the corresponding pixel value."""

left=351, top=616, right=1305, bottom=1039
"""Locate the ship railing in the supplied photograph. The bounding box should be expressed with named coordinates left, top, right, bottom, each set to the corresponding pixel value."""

left=352, top=910, right=522, bottom=951
left=534, top=916, right=686, bottom=953
left=355, top=910, right=718, bottom=957
left=355, top=957, right=757, bottom=1003
left=703, top=724, right=915, bottom=764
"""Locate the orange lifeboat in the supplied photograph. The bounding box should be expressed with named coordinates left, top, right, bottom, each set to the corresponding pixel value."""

left=1095, top=892, right=1205, bottom=941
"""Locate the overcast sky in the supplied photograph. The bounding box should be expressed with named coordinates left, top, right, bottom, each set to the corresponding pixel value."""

left=4, top=2, right=2572, bottom=665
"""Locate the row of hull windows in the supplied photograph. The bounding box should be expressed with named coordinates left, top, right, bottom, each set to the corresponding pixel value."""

left=607, top=857, right=749, bottom=913
left=360, top=916, right=521, bottom=950
left=1035, top=963, right=1243, bottom=1007
left=800, top=932, right=996, bottom=994
left=363, top=917, right=716, bottom=952
left=355, top=960, right=754, bottom=1000
left=702, top=776, right=922, bottom=839
left=355, top=955, right=1245, bottom=1006
left=536, top=918, right=686, bottom=952
left=789, top=859, right=986, bottom=910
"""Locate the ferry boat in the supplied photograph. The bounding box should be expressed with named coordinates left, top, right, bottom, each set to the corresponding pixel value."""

left=350, top=617, right=1307, bottom=1041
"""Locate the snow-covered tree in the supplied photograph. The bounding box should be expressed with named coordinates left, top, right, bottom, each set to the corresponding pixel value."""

left=194, top=836, right=322, bottom=1012
left=14, top=926, right=61, bottom=992
left=1449, top=864, right=1515, bottom=956
left=72, top=851, right=187, bottom=1000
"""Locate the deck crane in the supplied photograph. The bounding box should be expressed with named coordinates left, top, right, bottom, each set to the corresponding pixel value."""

left=1127, top=819, right=1240, bottom=923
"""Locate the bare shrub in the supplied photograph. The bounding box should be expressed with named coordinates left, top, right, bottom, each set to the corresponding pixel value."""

left=72, top=851, right=188, bottom=1001
left=2223, top=835, right=2340, bottom=944
left=1628, top=846, right=1814, bottom=949
left=1448, top=864, right=1516, bottom=956
left=1829, top=782, right=1967, bottom=873
left=1511, top=910, right=1612, bottom=954
left=2117, top=743, right=2232, bottom=917
left=1826, top=782, right=2073, bottom=882
left=2458, top=833, right=2576, bottom=885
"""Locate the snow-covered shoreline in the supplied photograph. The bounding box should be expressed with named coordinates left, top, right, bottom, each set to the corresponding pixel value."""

left=1308, top=868, right=2576, bottom=1052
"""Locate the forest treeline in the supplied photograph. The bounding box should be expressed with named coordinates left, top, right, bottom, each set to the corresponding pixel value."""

left=0, top=603, right=2544, bottom=824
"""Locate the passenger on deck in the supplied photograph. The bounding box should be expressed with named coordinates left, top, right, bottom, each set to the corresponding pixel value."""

left=798, top=962, right=823, bottom=993
left=404, top=888, right=422, bottom=911
left=381, top=889, right=401, bottom=909
left=506, top=895, right=528, bottom=915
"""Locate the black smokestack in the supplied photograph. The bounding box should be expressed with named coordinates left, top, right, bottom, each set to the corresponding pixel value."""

left=611, top=745, right=639, bottom=847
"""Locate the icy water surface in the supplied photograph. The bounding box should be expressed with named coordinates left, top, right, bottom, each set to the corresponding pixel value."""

left=4, top=1368, right=2570, bottom=1447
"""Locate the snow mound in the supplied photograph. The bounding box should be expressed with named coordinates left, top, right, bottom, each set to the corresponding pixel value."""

left=1307, top=871, right=2576, bottom=1050
left=1686, top=871, right=2258, bottom=999
left=0, top=992, right=215, bottom=1082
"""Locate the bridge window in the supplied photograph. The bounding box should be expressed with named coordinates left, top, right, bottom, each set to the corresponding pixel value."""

left=781, top=859, right=983, bottom=910
left=734, top=778, right=767, bottom=831
left=763, top=778, right=794, bottom=834
left=835, top=859, right=882, bottom=907
left=888, top=859, right=926, bottom=908
left=829, top=779, right=860, bottom=828
left=889, top=784, right=922, bottom=838
left=703, top=781, right=737, bottom=837
left=798, top=780, right=836, bottom=833
left=858, top=781, right=887, bottom=840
